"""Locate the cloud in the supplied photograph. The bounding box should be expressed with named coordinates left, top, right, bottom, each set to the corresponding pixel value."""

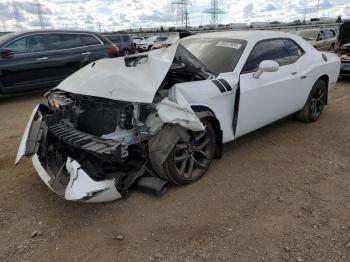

left=0, top=0, right=348, bottom=32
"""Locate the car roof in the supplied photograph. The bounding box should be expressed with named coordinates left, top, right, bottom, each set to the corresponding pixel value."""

left=187, top=30, right=296, bottom=42
left=8, top=29, right=100, bottom=36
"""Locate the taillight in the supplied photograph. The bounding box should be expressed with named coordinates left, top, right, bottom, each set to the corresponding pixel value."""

left=110, top=45, right=119, bottom=57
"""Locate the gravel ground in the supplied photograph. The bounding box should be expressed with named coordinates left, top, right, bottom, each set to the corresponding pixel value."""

left=0, top=79, right=350, bottom=262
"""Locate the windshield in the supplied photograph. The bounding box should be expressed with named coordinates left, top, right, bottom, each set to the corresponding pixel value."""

left=178, top=38, right=246, bottom=75
left=297, top=30, right=318, bottom=41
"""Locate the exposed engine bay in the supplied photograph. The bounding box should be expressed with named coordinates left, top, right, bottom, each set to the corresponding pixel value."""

left=26, top=55, right=211, bottom=200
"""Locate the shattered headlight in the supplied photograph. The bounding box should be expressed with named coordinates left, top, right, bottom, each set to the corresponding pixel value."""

left=48, top=93, right=73, bottom=110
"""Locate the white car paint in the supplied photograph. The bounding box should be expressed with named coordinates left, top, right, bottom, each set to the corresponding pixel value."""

left=16, top=30, right=340, bottom=202
left=55, top=43, right=179, bottom=103
left=65, top=157, right=121, bottom=202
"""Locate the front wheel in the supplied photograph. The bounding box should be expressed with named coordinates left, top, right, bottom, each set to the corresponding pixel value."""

left=151, top=119, right=216, bottom=185
left=296, top=79, right=327, bottom=122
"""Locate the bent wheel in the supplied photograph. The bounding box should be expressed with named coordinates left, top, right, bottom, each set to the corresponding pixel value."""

left=296, top=79, right=327, bottom=123
left=156, top=119, right=216, bottom=185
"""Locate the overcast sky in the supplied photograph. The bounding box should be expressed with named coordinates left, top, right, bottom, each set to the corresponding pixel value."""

left=0, top=0, right=349, bottom=31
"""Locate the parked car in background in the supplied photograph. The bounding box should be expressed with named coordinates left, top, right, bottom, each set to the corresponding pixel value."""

left=0, top=30, right=119, bottom=96
left=102, top=33, right=135, bottom=55
left=338, top=22, right=350, bottom=77
left=152, top=30, right=195, bottom=50
left=152, top=34, right=179, bottom=49
left=136, top=35, right=168, bottom=52
left=131, top=36, right=145, bottom=46
left=296, top=28, right=337, bottom=50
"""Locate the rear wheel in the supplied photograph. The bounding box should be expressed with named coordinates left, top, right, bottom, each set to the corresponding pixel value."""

left=153, top=119, right=216, bottom=185
left=296, top=79, right=327, bottom=122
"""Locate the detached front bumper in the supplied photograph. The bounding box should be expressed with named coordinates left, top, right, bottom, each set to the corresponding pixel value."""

left=16, top=104, right=122, bottom=203
left=32, top=154, right=121, bottom=202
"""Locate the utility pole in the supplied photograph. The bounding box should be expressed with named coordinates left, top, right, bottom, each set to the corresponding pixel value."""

left=316, top=0, right=320, bottom=18
left=35, top=0, right=45, bottom=29
left=97, top=21, right=102, bottom=32
left=202, top=0, right=225, bottom=29
left=172, top=0, right=191, bottom=29
left=9, top=0, right=22, bottom=30
left=1, top=18, right=6, bottom=31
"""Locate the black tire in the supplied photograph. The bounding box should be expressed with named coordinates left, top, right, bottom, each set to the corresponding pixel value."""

left=121, top=48, right=130, bottom=55
left=296, top=79, right=327, bottom=123
left=152, top=119, right=216, bottom=185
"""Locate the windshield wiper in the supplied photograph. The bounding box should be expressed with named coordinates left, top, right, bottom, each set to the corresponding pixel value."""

left=188, top=62, right=215, bottom=78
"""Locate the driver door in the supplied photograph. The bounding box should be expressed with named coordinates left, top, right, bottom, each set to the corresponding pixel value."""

left=236, top=38, right=305, bottom=137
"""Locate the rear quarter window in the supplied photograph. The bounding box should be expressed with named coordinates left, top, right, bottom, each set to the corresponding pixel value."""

left=80, top=34, right=101, bottom=46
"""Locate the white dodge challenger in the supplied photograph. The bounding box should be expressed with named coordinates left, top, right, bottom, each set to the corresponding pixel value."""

left=16, top=31, right=340, bottom=202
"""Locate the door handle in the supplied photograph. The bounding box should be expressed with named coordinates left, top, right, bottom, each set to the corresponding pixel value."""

left=301, top=75, right=307, bottom=79
left=36, top=57, right=48, bottom=61
left=291, top=71, right=298, bottom=75
left=82, top=52, right=91, bottom=55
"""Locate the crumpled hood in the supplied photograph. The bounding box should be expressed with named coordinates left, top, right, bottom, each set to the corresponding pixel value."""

left=55, top=43, right=178, bottom=103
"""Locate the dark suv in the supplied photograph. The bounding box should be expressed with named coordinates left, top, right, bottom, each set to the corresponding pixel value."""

left=102, top=33, right=135, bottom=55
left=0, top=30, right=119, bottom=95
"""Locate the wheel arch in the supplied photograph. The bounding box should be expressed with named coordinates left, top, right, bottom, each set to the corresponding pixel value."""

left=318, top=74, right=329, bottom=104
left=192, top=105, right=223, bottom=159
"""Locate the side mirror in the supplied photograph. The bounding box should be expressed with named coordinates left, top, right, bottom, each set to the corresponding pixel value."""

left=0, top=48, right=14, bottom=58
left=253, top=60, right=279, bottom=79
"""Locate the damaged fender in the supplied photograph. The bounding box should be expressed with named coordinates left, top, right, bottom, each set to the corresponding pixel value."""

left=156, top=92, right=205, bottom=132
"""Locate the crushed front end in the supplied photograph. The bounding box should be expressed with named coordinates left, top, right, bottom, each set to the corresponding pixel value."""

left=16, top=91, right=163, bottom=202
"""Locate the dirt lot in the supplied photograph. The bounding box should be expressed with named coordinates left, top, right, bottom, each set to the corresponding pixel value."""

left=0, top=80, right=350, bottom=262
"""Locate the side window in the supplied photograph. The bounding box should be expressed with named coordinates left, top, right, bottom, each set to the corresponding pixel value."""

left=318, top=31, right=324, bottom=40
left=122, top=35, right=130, bottom=42
left=242, top=39, right=291, bottom=72
left=48, top=34, right=82, bottom=50
left=6, top=34, right=46, bottom=54
left=109, top=36, right=121, bottom=43
left=80, top=34, right=101, bottom=46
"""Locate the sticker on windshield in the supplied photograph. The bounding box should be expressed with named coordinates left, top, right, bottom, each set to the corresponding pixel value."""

left=216, top=41, right=242, bottom=49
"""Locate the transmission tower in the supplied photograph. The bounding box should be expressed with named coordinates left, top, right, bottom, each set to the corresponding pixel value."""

left=9, top=0, right=22, bottom=30
left=172, top=0, right=192, bottom=29
left=35, top=0, right=45, bottom=29
left=203, top=0, right=225, bottom=28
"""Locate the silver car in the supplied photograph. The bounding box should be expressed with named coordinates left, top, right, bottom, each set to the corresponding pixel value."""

left=297, top=28, right=337, bottom=51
